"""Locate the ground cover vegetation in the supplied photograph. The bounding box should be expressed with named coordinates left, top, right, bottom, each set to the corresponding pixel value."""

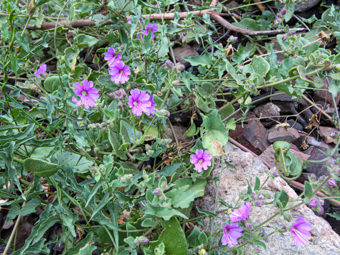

left=0, top=0, right=339, bottom=254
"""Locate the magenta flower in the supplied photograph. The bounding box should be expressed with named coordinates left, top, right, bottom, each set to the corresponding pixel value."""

left=221, top=223, right=243, bottom=248
left=190, top=149, right=212, bottom=173
left=128, top=88, right=156, bottom=116
left=138, top=24, right=158, bottom=39
left=104, top=47, right=122, bottom=66
left=108, top=60, right=131, bottom=84
left=328, top=179, right=336, bottom=186
left=230, top=202, right=252, bottom=223
left=72, top=80, right=99, bottom=109
left=290, top=216, right=312, bottom=246
left=309, top=199, right=317, bottom=207
left=34, top=64, right=47, bottom=78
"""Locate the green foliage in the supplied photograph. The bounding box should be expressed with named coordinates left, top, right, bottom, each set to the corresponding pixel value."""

left=0, top=1, right=339, bottom=254
left=149, top=217, right=188, bottom=255
left=23, top=158, right=59, bottom=177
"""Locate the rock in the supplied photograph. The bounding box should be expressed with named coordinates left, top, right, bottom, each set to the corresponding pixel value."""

left=254, top=102, right=281, bottom=128
left=314, top=80, right=340, bottom=106
left=259, top=144, right=309, bottom=169
left=295, top=0, right=321, bottom=12
left=319, top=126, right=338, bottom=144
left=254, top=102, right=281, bottom=119
left=287, top=119, right=304, bottom=131
left=229, top=120, right=269, bottom=155
left=172, top=45, right=199, bottom=67
left=304, top=147, right=336, bottom=178
left=267, top=127, right=300, bottom=143
left=195, top=143, right=340, bottom=254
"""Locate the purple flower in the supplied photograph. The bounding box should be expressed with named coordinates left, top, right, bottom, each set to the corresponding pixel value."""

left=108, top=60, right=131, bottom=84
left=221, top=223, right=243, bottom=248
left=290, top=216, right=312, bottom=246
left=128, top=88, right=156, bottom=116
left=34, top=64, right=47, bottom=78
left=309, top=199, right=317, bottom=207
left=72, top=80, right=99, bottom=109
left=153, top=188, right=160, bottom=195
left=230, top=202, right=252, bottom=223
left=328, top=179, right=336, bottom=186
left=138, top=24, right=158, bottom=39
left=190, top=149, right=212, bottom=173
left=104, top=47, right=122, bottom=66
left=164, top=60, right=173, bottom=68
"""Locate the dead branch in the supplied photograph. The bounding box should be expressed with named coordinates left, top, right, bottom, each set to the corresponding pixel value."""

left=210, top=11, right=307, bottom=36
left=27, top=9, right=215, bottom=30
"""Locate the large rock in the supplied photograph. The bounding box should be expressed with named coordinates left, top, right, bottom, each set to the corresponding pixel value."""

left=195, top=143, right=340, bottom=254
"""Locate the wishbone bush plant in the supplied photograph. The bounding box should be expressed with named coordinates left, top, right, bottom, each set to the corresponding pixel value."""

left=0, top=0, right=339, bottom=254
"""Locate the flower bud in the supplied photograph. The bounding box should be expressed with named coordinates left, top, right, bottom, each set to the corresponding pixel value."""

left=153, top=188, right=160, bottom=195
left=199, top=248, right=208, bottom=255
left=228, top=35, right=238, bottom=43
left=328, top=179, right=336, bottom=186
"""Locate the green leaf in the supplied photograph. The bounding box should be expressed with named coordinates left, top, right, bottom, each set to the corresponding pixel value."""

left=57, top=152, right=93, bottom=174
left=251, top=56, right=270, bottom=77
left=120, top=120, right=141, bottom=144
left=18, top=204, right=58, bottom=254
left=329, top=79, right=340, bottom=98
left=225, top=60, right=241, bottom=84
left=304, top=181, right=313, bottom=200
left=157, top=163, right=185, bottom=176
left=166, top=178, right=207, bottom=209
left=198, top=231, right=208, bottom=245
left=202, top=110, right=229, bottom=156
left=327, top=212, right=340, bottom=220
left=253, top=240, right=266, bottom=249
left=150, top=217, right=188, bottom=255
left=182, top=54, right=214, bottom=67
left=184, top=119, right=198, bottom=137
left=145, top=205, right=188, bottom=221
left=141, top=218, right=158, bottom=227
left=74, top=34, right=99, bottom=47
left=284, top=3, right=296, bottom=22
left=24, top=158, right=59, bottom=177
left=278, top=190, right=289, bottom=208
left=158, top=37, right=169, bottom=57
left=20, top=198, right=41, bottom=216
left=254, top=176, right=260, bottom=192
left=273, top=141, right=291, bottom=153
left=330, top=72, right=340, bottom=80
left=297, top=65, right=314, bottom=84
left=89, top=193, right=112, bottom=221
left=64, top=47, right=79, bottom=71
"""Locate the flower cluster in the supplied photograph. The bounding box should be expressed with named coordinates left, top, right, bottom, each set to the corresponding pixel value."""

left=72, top=80, right=99, bottom=109
left=105, top=47, right=131, bottom=84
left=128, top=88, right=156, bottom=116
left=221, top=203, right=313, bottom=248
left=190, top=149, right=212, bottom=173
left=274, top=9, right=287, bottom=26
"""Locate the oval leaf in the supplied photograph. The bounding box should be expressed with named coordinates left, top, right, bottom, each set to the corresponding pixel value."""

left=24, top=158, right=59, bottom=177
